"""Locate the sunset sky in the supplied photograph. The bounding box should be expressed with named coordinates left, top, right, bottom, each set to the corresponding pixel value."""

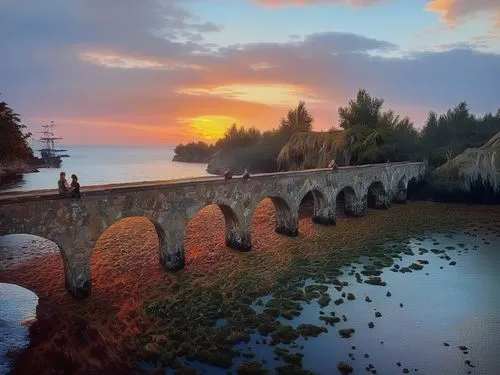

left=1, top=0, right=500, bottom=145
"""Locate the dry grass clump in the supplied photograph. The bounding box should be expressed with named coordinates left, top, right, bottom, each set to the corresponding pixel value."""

left=433, top=131, right=500, bottom=193
left=277, top=131, right=348, bottom=171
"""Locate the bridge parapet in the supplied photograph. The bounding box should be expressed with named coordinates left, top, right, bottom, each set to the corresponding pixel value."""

left=0, top=162, right=424, bottom=298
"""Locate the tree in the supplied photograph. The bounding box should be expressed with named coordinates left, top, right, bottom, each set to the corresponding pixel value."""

left=421, top=102, right=500, bottom=168
left=278, top=101, right=313, bottom=140
left=0, top=98, right=33, bottom=162
left=337, top=89, right=416, bottom=164
left=338, top=89, right=384, bottom=130
left=214, top=124, right=262, bottom=150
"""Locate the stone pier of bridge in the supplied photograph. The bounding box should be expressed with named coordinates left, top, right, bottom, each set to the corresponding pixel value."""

left=0, top=162, right=424, bottom=298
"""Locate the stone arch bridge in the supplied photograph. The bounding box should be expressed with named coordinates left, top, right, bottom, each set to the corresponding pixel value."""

left=0, top=162, right=424, bottom=298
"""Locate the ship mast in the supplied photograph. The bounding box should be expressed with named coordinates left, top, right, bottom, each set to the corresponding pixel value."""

left=40, top=121, right=62, bottom=151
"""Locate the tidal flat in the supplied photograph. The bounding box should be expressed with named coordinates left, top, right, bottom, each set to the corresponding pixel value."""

left=1, top=201, right=499, bottom=374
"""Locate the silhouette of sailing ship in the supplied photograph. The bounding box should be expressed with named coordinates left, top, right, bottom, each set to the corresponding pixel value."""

left=33, top=121, right=69, bottom=167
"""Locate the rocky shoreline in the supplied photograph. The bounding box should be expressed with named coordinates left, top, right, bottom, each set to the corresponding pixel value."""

left=0, top=202, right=499, bottom=374
left=0, top=160, right=38, bottom=186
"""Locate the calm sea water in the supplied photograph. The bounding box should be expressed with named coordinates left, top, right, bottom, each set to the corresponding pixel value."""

left=1, top=145, right=210, bottom=192
left=0, top=283, right=38, bottom=375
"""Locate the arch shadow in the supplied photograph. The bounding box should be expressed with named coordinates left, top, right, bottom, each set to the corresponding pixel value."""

left=406, top=177, right=421, bottom=201
left=367, top=181, right=389, bottom=209
left=184, top=203, right=250, bottom=267
left=335, top=186, right=357, bottom=218
left=393, top=176, right=408, bottom=203
left=299, top=189, right=334, bottom=225
left=252, top=196, right=298, bottom=237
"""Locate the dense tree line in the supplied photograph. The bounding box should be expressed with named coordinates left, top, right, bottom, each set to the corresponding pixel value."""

left=336, top=89, right=500, bottom=168
left=175, top=90, right=500, bottom=172
left=420, top=103, right=500, bottom=168
left=0, top=98, right=33, bottom=162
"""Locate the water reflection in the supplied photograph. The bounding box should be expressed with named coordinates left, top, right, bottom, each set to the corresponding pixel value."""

left=0, top=283, right=38, bottom=375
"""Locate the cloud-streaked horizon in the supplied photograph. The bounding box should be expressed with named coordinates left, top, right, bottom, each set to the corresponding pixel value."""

left=1, top=0, right=499, bottom=145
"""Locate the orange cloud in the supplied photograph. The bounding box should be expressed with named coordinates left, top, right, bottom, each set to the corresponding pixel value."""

left=176, top=84, right=324, bottom=107
left=426, top=0, right=500, bottom=30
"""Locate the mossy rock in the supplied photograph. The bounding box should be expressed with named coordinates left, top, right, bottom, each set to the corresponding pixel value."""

left=297, top=324, right=327, bottom=337
left=195, top=348, right=233, bottom=368
left=263, top=308, right=281, bottom=318
left=289, top=290, right=308, bottom=301
left=374, top=257, right=393, bottom=268
left=274, top=347, right=304, bottom=365
left=337, top=361, right=353, bottom=374
left=304, top=290, right=321, bottom=300
left=270, top=325, right=300, bottom=344
left=319, top=316, right=341, bottom=326
left=318, top=293, right=331, bottom=307
left=257, top=319, right=279, bottom=336
left=265, top=298, right=302, bottom=312
left=409, top=263, right=423, bottom=271
left=281, top=310, right=301, bottom=320
left=338, top=328, right=355, bottom=338
left=403, top=247, right=415, bottom=256
left=237, top=361, right=270, bottom=375
left=275, top=364, right=315, bottom=375
left=364, top=277, right=387, bottom=286
left=304, top=284, right=329, bottom=294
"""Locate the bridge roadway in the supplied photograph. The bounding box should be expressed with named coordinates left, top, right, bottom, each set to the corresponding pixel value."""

left=0, top=162, right=424, bottom=298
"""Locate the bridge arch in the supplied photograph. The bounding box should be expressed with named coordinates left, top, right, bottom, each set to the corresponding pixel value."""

left=335, top=186, right=363, bottom=217
left=90, top=216, right=165, bottom=295
left=252, top=196, right=298, bottom=237
left=392, top=175, right=408, bottom=203
left=367, top=181, right=389, bottom=209
left=299, top=188, right=335, bottom=225
left=0, top=234, right=66, bottom=297
left=186, top=201, right=250, bottom=254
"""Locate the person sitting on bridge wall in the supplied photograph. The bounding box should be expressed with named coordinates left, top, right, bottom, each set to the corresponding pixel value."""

left=223, top=167, right=232, bottom=182
left=70, top=174, right=81, bottom=198
left=58, top=172, right=71, bottom=196
left=328, top=159, right=338, bottom=171
left=242, top=169, right=250, bottom=181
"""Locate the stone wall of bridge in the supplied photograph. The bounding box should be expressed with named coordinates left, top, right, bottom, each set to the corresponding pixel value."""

left=0, top=162, right=424, bottom=298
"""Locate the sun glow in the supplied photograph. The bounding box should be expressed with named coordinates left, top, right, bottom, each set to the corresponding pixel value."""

left=177, top=84, right=322, bottom=107
left=181, top=115, right=240, bottom=141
